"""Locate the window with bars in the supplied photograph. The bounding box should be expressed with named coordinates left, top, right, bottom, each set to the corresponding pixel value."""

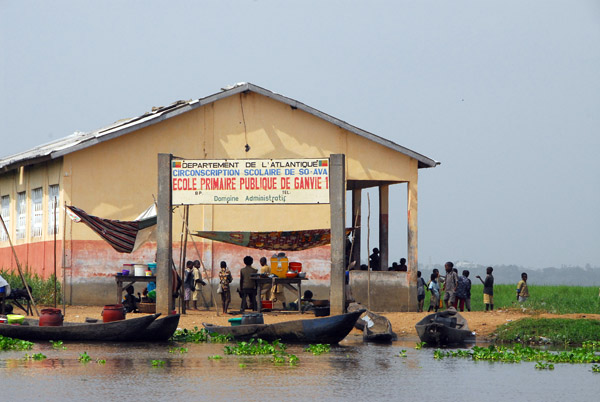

left=31, top=188, right=43, bottom=238
left=17, top=191, right=26, bottom=239
left=0, top=195, right=9, bottom=241
left=48, top=184, right=59, bottom=235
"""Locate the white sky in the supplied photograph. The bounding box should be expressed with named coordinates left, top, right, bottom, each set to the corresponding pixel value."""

left=1, top=1, right=599, bottom=268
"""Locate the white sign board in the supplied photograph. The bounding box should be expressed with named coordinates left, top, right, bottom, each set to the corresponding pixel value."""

left=171, top=158, right=330, bottom=205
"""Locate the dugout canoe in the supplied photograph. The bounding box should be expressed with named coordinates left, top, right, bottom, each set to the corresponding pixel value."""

left=202, top=310, right=365, bottom=344
left=347, top=303, right=397, bottom=343
left=415, top=308, right=475, bottom=346
left=135, top=313, right=180, bottom=342
left=0, top=313, right=159, bottom=342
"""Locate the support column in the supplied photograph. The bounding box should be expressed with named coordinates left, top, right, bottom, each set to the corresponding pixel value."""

left=407, top=179, right=418, bottom=311
left=351, top=189, right=361, bottom=267
left=379, top=185, right=389, bottom=271
left=157, top=153, right=173, bottom=315
left=329, top=154, right=346, bottom=315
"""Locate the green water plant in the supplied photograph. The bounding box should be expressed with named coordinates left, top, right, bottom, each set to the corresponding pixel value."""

left=433, top=344, right=600, bottom=371
left=96, top=359, right=106, bottom=364
left=397, top=350, right=407, bottom=358
left=0, top=335, right=34, bottom=351
left=78, top=352, right=91, bottom=363
left=169, top=347, right=188, bottom=354
left=151, top=359, right=165, bottom=367
left=224, top=339, right=298, bottom=366
left=24, top=352, right=47, bottom=360
left=208, top=355, right=223, bottom=360
left=305, top=344, right=331, bottom=355
left=170, top=327, right=232, bottom=343
left=592, top=364, right=600, bottom=373
left=50, top=340, right=66, bottom=350
left=415, top=342, right=426, bottom=350
left=535, top=361, right=555, bottom=370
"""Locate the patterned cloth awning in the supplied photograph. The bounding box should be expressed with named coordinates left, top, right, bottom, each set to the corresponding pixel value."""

left=66, top=205, right=156, bottom=253
left=193, top=228, right=352, bottom=251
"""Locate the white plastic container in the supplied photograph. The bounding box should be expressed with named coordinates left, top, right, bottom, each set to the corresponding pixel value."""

left=134, top=264, right=147, bottom=277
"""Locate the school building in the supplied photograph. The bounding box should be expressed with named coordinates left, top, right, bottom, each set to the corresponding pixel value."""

left=0, top=83, right=438, bottom=310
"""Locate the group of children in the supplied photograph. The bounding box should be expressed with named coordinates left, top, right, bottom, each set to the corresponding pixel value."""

left=417, top=264, right=530, bottom=313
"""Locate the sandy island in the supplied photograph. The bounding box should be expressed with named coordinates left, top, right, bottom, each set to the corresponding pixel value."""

left=42, top=305, right=600, bottom=340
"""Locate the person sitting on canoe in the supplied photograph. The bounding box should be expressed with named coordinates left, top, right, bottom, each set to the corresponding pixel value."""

left=123, top=285, right=140, bottom=313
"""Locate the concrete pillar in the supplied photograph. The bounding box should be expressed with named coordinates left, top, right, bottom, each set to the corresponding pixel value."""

left=379, top=185, right=389, bottom=271
left=157, top=153, right=174, bottom=315
left=407, top=179, right=418, bottom=311
left=329, top=154, right=346, bottom=315
left=351, top=189, right=361, bottom=267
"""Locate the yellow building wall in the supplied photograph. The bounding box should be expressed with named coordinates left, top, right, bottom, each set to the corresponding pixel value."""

left=64, top=91, right=418, bottom=236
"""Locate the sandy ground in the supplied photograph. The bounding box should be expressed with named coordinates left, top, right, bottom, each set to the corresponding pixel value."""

left=27, top=305, right=600, bottom=340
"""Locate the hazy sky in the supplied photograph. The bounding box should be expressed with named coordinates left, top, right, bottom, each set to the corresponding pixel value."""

left=1, top=1, right=599, bottom=268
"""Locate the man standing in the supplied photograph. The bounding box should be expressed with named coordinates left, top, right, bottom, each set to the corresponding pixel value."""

left=476, top=266, right=495, bottom=311
left=517, top=272, right=529, bottom=302
left=240, top=256, right=258, bottom=312
left=443, top=262, right=458, bottom=308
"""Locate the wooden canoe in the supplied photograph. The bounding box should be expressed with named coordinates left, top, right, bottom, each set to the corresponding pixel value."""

left=415, top=309, right=475, bottom=346
left=348, top=303, right=397, bottom=343
left=135, top=314, right=180, bottom=342
left=202, top=310, right=365, bottom=344
left=0, top=313, right=159, bottom=342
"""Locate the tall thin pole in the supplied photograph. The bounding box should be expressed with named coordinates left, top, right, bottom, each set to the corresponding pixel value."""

left=62, top=201, right=67, bottom=315
left=180, top=205, right=189, bottom=314
left=367, top=193, right=371, bottom=311
left=0, top=213, right=39, bottom=316
left=53, top=197, right=57, bottom=308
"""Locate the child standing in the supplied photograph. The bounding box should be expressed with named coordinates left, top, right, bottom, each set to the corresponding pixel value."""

left=516, top=272, right=529, bottom=302
left=476, top=266, right=494, bottom=311
left=456, top=270, right=472, bottom=312
left=416, top=271, right=427, bottom=312
left=427, top=273, right=440, bottom=312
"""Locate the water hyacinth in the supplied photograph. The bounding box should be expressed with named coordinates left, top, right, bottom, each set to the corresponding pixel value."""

left=432, top=344, right=600, bottom=371
left=0, top=335, right=34, bottom=351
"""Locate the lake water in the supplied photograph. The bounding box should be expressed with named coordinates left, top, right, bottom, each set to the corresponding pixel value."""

left=1, top=335, right=599, bottom=401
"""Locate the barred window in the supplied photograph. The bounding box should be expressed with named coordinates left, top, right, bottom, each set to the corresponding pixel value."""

left=48, top=184, right=60, bottom=235
left=16, top=191, right=26, bottom=239
left=0, top=195, right=9, bottom=241
left=31, top=188, right=43, bottom=238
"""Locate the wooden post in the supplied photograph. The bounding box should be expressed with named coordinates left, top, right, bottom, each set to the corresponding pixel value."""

left=329, top=154, right=346, bottom=315
left=53, top=197, right=57, bottom=308
left=157, top=153, right=173, bottom=315
left=407, top=179, right=418, bottom=311
left=351, top=189, right=361, bottom=266
left=379, top=185, right=389, bottom=270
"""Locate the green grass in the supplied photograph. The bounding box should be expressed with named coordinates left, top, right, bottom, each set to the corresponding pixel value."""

left=423, top=284, right=600, bottom=314
left=0, top=268, right=61, bottom=305
left=495, top=318, right=600, bottom=345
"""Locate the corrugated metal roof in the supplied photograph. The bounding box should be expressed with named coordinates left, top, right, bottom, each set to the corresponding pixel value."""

left=0, top=83, right=439, bottom=172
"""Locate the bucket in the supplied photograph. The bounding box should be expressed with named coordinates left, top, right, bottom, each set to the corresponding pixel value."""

left=122, top=269, right=130, bottom=276
left=261, top=300, right=273, bottom=310
left=134, top=264, right=147, bottom=277
left=39, top=308, right=63, bottom=327
left=289, top=262, right=302, bottom=272
left=228, top=317, right=242, bottom=327
left=102, top=304, right=125, bottom=323
left=147, top=262, right=157, bottom=275
left=241, top=313, right=264, bottom=325
left=145, top=270, right=152, bottom=277
left=270, top=253, right=289, bottom=278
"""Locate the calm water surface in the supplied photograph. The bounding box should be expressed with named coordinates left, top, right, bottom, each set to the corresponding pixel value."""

left=1, top=335, right=598, bottom=401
